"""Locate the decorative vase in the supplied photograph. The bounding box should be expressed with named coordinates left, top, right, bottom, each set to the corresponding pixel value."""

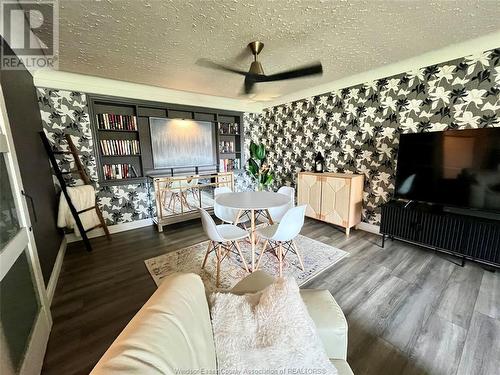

left=314, top=152, right=325, bottom=173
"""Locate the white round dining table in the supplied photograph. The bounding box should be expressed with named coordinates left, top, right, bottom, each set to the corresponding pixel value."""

left=215, top=191, right=291, bottom=271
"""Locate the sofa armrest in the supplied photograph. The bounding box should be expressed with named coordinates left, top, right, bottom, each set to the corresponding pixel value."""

left=91, top=273, right=216, bottom=374
left=300, top=289, right=348, bottom=361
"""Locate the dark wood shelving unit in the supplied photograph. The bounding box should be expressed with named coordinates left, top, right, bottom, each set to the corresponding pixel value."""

left=98, top=178, right=145, bottom=186
left=101, top=154, right=142, bottom=157
left=217, top=115, right=243, bottom=172
left=87, top=94, right=245, bottom=184
left=88, top=97, right=145, bottom=186
left=98, top=129, right=139, bottom=133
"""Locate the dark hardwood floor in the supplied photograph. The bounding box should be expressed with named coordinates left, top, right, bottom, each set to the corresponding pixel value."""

left=42, top=218, right=500, bottom=375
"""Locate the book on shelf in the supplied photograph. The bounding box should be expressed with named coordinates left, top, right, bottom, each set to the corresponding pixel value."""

left=130, top=165, right=139, bottom=178
left=96, top=113, right=137, bottom=131
left=102, top=163, right=139, bottom=180
left=218, top=122, right=239, bottom=135
left=100, top=139, right=140, bottom=156
left=219, top=140, right=235, bottom=153
left=219, top=158, right=240, bottom=172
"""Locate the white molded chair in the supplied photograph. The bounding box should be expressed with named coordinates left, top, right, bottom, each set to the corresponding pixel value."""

left=199, top=208, right=250, bottom=287
left=184, top=176, right=200, bottom=200
left=267, top=186, right=295, bottom=223
left=255, top=205, right=307, bottom=277
left=163, top=176, right=199, bottom=213
left=214, top=186, right=249, bottom=225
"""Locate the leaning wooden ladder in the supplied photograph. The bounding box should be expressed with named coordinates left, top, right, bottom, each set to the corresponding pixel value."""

left=40, top=131, right=110, bottom=251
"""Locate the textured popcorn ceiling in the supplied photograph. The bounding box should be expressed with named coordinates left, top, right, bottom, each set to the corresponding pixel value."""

left=45, top=0, right=500, bottom=101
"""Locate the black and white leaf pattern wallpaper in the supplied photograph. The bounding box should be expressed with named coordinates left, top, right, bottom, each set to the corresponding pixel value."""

left=37, top=88, right=153, bottom=225
left=243, top=48, right=500, bottom=225
left=37, top=48, right=500, bottom=228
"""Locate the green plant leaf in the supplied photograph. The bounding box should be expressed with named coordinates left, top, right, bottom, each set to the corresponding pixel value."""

left=249, top=142, right=258, bottom=159
left=255, top=143, right=266, bottom=160
left=247, top=158, right=259, bottom=177
left=258, top=171, right=266, bottom=184
left=248, top=142, right=273, bottom=185
left=264, top=172, right=274, bottom=186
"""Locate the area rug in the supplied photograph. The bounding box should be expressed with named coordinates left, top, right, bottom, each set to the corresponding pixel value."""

left=144, top=234, right=348, bottom=292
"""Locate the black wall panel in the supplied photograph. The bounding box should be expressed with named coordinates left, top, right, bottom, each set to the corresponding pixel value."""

left=1, top=39, right=63, bottom=285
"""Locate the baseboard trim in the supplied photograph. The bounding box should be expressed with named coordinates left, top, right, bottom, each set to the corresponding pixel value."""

left=65, top=218, right=154, bottom=244
left=356, top=222, right=381, bottom=235
left=47, top=238, right=67, bottom=304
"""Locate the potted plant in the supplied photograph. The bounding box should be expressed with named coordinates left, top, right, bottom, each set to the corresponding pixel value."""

left=247, top=141, right=274, bottom=191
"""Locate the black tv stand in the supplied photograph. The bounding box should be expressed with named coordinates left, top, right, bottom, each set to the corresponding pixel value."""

left=380, top=200, right=500, bottom=268
left=442, top=206, right=500, bottom=221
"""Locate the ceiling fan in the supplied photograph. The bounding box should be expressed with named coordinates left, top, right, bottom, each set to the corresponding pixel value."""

left=197, top=41, right=323, bottom=95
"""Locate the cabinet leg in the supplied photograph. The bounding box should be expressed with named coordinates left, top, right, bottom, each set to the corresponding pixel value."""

left=346, top=227, right=350, bottom=237
left=381, top=234, right=385, bottom=248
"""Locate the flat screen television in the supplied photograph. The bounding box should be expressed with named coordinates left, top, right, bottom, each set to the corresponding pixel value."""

left=149, top=117, right=216, bottom=169
left=394, top=128, right=500, bottom=213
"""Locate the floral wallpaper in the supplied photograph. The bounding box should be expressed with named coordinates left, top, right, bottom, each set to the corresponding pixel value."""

left=37, top=88, right=153, bottom=225
left=36, top=48, right=500, bottom=227
left=243, top=48, right=500, bottom=225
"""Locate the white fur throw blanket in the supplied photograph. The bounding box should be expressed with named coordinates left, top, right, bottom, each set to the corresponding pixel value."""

left=57, top=185, right=99, bottom=237
left=210, top=277, right=337, bottom=374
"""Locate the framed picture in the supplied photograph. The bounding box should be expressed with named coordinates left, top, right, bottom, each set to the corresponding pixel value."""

left=149, top=117, right=216, bottom=169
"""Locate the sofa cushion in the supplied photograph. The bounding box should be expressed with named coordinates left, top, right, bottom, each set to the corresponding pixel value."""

left=91, top=273, right=216, bottom=374
left=300, top=289, right=348, bottom=360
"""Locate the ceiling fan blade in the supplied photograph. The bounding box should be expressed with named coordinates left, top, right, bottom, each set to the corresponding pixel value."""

left=196, top=58, right=249, bottom=76
left=261, top=62, right=323, bottom=82
left=243, top=77, right=256, bottom=94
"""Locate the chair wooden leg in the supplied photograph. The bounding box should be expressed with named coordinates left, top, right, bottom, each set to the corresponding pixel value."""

left=183, top=192, right=192, bottom=210
left=234, top=241, right=249, bottom=273
left=264, top=209, right=274, bottom=225
left=278, top=243, right=283, bottom=277
left=202, top=241, right=212, bottom=269
left=216, top=244, right=222, bottom=287
left=167, top=193, right=174, bottom=210
left=180, top=192, right=187, bottom=211
left=233, top=209, right=243, bottom=225
left=255, top=240, right=268, bottom=270
left=292, top=240, right=305, bottom=271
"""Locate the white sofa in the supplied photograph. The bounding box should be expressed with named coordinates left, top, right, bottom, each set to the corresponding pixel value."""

left=91, top=272, right=354, bottom=375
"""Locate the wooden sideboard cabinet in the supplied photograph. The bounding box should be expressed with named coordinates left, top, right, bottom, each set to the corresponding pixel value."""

left=297, top=172, right=364, bottom=235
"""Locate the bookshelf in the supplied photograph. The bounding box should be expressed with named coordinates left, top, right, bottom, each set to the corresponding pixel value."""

left=217, top=114, right=243, bottom=173
left=88, top=94, right=244, bottom=184
left=89, top=99, right=145, bottom=185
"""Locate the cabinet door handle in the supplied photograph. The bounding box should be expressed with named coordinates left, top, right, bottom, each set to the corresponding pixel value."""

left=21, top=190, right=37, bottom=223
